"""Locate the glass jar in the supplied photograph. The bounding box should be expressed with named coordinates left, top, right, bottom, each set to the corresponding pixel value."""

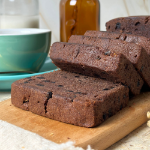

left=60, top=0, right=100, bottom=42
left=0, top=0, right=39, bottom=29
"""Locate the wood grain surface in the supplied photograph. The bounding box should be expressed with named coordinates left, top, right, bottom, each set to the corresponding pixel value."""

left=0, top=93, right=150, bottom=150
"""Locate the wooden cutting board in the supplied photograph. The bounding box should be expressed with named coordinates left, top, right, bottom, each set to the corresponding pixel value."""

left=0, top=92, right=150, bottom=150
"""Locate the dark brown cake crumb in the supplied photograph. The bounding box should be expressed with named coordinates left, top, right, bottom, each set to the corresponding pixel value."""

left=84, top=30, right=150, bottom=55
left=11, top=70, right=129, bottom=128
left=105, top=16, right=150, bottom=38
left=83, top=31, right=150, bottom=88
left=50, top=42, right=143, bottom=95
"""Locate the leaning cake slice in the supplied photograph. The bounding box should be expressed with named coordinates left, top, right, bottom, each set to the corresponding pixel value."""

left=50, top=42, right=143, bottom=95
left=69, top=35, right=150, bottom=88
left=84, top=30, right=150, bottom=55
left=11, top=70, right=129, bottom=127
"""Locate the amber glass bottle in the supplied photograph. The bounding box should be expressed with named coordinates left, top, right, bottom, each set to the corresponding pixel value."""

left=60, top=0, right=100, bottom=42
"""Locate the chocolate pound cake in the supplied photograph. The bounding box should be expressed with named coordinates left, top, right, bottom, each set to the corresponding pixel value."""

left=50, top=42, right=143, bottom=95
left=84, top=30, right=150, bottom=55
left=69, top=35, right=150, bottom=88
left=105, top=16, right=150, bottom=38
left=11, top=70, right=129, bottom=128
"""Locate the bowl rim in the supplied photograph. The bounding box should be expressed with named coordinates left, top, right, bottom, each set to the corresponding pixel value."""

left=0, top=28, right=51, bottom=36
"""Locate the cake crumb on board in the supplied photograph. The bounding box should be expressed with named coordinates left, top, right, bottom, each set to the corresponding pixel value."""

left=147, top=111, right=150, bottom=127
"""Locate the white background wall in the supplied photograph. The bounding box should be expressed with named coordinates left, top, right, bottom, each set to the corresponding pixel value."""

left=38, top=0, right=150, bottom=44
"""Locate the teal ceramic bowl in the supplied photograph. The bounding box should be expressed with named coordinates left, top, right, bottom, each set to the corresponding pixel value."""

left=0, top=28, right=51, bottom=73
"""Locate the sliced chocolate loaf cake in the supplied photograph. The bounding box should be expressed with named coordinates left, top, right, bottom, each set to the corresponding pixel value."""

left=11, top=70, right=129, bottom=128
left=68, top=35, right=150, bottom=88
left=105, top=16, right=150, bottom=38
left=85, top=30, right=150, bottom=55
left=50, top=42, right=143, bottom=95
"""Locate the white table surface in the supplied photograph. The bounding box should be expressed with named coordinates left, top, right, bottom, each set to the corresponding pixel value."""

left=0, top=92, right=11, bottom=102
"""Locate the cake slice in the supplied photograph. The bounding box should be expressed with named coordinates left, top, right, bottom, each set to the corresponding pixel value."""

left=11, top=70, right=129, bottom=128
left=105, top=16, right=150, bottom=38
left=69, top=35, right=150, bottom=88
left=50, top=42, right=143, bottom=95
left=84, top=30, right=150, bottom=55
